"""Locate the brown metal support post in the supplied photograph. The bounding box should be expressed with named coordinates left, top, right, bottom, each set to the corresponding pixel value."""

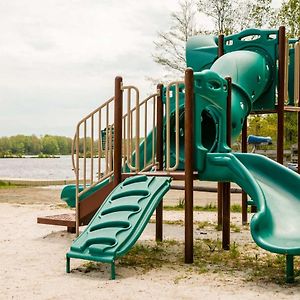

left=217, top=34, right=225, bottom=227
left=185, top=68, right=194, bottom=263
left=241, top=119, right=248, bottom=224
left=298, top=38, right=300, bottom=175
left=156, top=84, right=164, bottom=241
left=222, top=77, right=232, bottom=250
left=217, top=182, right=223, bottom=227
left=298, top=102, right=300, bottom=174
left=277, top=26, right=286, bottom=165
left=114, top=76, right=123, bottom=187
left=298, top=115, right=300, bottom=174
left=218, top=34, right=225, bottom=57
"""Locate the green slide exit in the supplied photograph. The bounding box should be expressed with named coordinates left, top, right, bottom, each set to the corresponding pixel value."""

left=200, top=152, right=300, bottom=256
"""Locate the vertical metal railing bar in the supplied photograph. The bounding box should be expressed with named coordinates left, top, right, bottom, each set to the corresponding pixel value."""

left=135, top=88, right=140, bottom=172
left=152, top=95, right=156, bottom=165
left=130, top=108, right=133, bottom=167
left=295, top=42, right=300, bottom=106
left=166, top=85, right=171, bottom=172
left=105, top=103, right=109, bottom=174
left=173, top=83, right=180, bottom=170
left=123, top=85, right=140, bottom=172
left=127, top=88, right=132, bottom=168
left=144, top=100, right=147, bottom=168
left=83, top=120, right=87, bottom=188
left=98, top=109, right=101, bottom=180
left=90, top=114, right=94, bottom=185
left=75, top=127, right=80, bottom=236
left=109, top=125, right=113, bottom=173
left=123, top=115, right=127, bottom=171
left=284, top=37, right=289, bottom=103
left=165, top=81, right=183, bottom=172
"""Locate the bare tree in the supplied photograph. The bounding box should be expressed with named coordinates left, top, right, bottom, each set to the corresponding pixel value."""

left=278, top=0, right=300, bottom=37
left=152, top=0, right=201, bottom=74
left=152, top=0, right=277, bottom=75
left=197, top=0, right=235, bottom=34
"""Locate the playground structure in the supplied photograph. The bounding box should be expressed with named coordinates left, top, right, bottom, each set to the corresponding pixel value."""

left=37, top=26, right=300, bottom=282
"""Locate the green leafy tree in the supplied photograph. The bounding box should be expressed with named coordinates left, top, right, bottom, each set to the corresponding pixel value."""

left=42, top=135, right=59, bottom=155
left=0, top=137, right=11, bottom=154
left=28, top=135, right=42, bottom=154
left=55, top=136, right=72, bottom=155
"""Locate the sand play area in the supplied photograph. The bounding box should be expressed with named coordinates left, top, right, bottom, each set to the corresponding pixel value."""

left=1, top=185, right=300, bottom=299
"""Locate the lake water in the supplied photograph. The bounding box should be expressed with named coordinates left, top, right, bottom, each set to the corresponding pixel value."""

left=0, top=156, right=106, bottom=180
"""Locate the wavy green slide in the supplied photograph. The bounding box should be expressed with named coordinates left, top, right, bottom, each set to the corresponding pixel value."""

left=66, top=175, right=171, bottom=279
left=200, top=152, right=300, bottom=282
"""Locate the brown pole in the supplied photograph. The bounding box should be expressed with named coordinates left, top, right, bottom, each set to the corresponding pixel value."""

left=222, top=77, right=232, bottom=250
left=298, top=98, right=300, bottom=175
left=185, top=68, right=194, bottom=263
left=277, top=26, right=286, bottom=165
left=241, top=119, right=248, bottom=224
left=217, top=182, right=223, bottom=226
left=217, top=34, right=225, bottom=227
left=298, top=113, right=300, bottom=174
left=218, top=34, right=225, bottom=57
left=298, top=38, right=300, bottom=175
left=114, top=76, right=123, bottom=187
left=156, top=84, right=164, bottom=241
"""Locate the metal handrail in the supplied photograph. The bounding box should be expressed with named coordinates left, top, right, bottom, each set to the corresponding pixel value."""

left=73, top=96, right=115, bottom=235
left=295, top=42, right=300, bottom=106
left=284, top=37, right=289, bottom=102
left=71, top=97, right=114, bottom=174
left=165, top=81, right=183, bottom=172
left=122, top=85, right=140, bottom=172
left=72, top=83, right=161, bottom=236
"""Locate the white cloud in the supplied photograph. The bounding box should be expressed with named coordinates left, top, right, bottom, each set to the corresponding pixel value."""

left=0, top=0, right=283, bottom=136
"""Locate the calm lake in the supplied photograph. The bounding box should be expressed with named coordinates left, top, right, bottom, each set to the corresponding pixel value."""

left=0, top=156, right=106, bottom=180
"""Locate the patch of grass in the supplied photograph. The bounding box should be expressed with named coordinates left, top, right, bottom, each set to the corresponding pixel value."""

left=230, top=223, right=241, bottom=233
left=163, top=220, right=184, bottom=226
left=118, top=241, right=173, bottom=272
left=74, top=239, right=298, bottom=284
left=0, top=181, right=21, bottom=189
left=231, top=204, right=242, bottom=213
left=196, top=221, right=213, bottom=229
left=163, top=205, right=185, bottom=211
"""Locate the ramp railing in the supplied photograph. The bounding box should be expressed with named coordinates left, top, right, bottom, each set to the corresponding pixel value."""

left=294, top=41, right=300, bottom=106
left=122, top=86, right=159, bottom=172
left=165, top=81, right=184, bottom=172
left=72, top=79, right=163, bottom=235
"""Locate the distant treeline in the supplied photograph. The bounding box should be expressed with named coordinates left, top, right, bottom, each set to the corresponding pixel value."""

left=0, top=135, right=73, bottom=157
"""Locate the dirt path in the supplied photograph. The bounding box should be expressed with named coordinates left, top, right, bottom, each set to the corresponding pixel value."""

left=0, top=188, right=299, bottom=299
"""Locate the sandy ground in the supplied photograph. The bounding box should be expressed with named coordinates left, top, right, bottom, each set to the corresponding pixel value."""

left=0, top=186, right=300, bottom=299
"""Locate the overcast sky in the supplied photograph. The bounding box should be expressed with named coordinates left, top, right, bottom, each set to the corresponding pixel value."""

left=0, top=0, right=283, bottom=137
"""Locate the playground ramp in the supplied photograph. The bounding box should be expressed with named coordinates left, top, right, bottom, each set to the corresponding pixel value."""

left=66, top=175, right=171, bottom=279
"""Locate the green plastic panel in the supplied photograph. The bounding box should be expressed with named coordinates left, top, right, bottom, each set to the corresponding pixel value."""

left=60, top=178, right=110, bottom=208
left=67, top=175, right=171, bottom=264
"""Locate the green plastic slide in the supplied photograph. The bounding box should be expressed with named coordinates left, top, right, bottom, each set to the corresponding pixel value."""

left=66, top=175, right=171, bottom=279
left=200, top=152, right=300, bottom=282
